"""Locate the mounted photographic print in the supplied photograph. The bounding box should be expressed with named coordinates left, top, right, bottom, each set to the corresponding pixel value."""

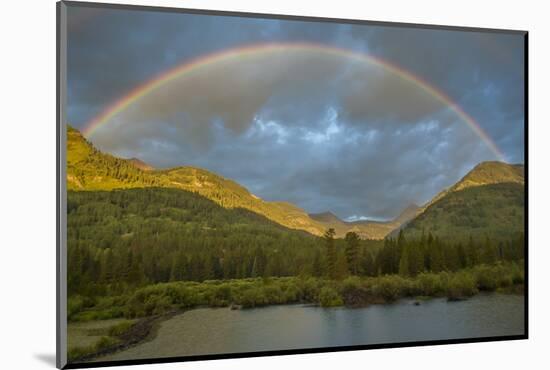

left=56, top=1, right=528, bottom=368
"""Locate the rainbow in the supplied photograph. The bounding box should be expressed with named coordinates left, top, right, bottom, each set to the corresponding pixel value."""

left=82, top=42, right=505, bottom=160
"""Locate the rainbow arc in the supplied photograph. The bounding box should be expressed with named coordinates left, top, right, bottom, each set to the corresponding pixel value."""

left=83, top=42, right=505, bottom=161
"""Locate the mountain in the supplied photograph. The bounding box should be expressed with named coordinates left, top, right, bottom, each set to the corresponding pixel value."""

left=309, top=204, right=419, bottom=240
left=401, top=161, right=525, bottom=241
left=67, top=126, right=523, bottom=241
left=417, top=161, right=524, bottom=214
left=452, top=161, right=524, bottom=191
left=309, top=211, right=342, bottom=224
left=67, top=125, right=326, bottom=236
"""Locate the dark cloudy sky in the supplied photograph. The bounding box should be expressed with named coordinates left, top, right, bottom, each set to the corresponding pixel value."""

left=66, top=4, right=525, bottom=221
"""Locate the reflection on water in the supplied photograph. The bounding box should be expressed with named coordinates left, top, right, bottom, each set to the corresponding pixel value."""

left=97, top=293, right=524, bottom=362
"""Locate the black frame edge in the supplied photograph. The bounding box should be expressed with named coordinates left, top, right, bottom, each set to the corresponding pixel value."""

left=523, top=32, right=529, bottom=339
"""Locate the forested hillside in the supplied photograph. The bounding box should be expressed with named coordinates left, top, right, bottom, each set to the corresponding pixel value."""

left=67, top=126, right=327, bottom=235
left=67, top=188, right=384, bottom=297
left=403, top=182, right=524, bottom=241
left=67, top=125, right=414, bottom=238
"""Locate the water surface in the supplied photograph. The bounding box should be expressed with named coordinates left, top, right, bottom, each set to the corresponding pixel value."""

left=97, top=293, right=524, bottom=361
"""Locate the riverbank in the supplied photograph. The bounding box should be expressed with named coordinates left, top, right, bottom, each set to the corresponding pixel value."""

left=93, top=292, right=525, bottom=362
left=68, top=310, right=184, bottom=362
left=67, top=261, right=524, bottom=363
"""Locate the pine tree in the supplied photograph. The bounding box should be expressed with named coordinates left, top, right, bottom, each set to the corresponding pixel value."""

left=398, top=244, right=410, bottom=276
left=312, top=249, right=323, bottom=277
left=324, top=228, right=337, bottom=279
left=361, top=250, right=375, bottom=276
left=429, top=238, right=444, bottom=272
left=456, top=242, right=467, bottom=269
left=481, top=236, right=497, bottom=264
left=411, top=240, right=425, bottom=276
left=251, top=256, right=258, bottom=278
left=334, top=253, right=349, bottom=280
left=466, top=235, right=478, bottom=267
left=344, top=232, right=360, bottom=275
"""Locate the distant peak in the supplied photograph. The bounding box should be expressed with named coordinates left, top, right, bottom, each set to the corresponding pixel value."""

left=454, top=160, right=524, bottom=192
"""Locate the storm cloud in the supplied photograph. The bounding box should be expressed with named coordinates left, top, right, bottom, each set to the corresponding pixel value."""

left=66, top=5, right=525, bottom=220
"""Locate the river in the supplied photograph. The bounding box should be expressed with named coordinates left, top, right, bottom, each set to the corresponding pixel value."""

left=96, top=293, right=524, bottom=362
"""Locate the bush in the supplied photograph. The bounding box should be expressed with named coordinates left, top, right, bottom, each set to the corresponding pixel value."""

left=373, top=276, right=405, bottom=302
left=263, top=285, right=284, bottom=304
left=282, top=282, right=301, bottom=303
left=416, top=273, right=445, bottom=297
left=237, top=288, right=267, bottom=308
left=474, top=265, right=499, bottom=291
left=210, top=284, right=232, bottom=307
left=509, top=263, right=525, bottom=284
left=67, top=295, right=97, bottom=320
left=446, top=273, right=478, bottom=300
left=339, top=277, right=369, bottom=306
left=67, top=296, right=85, bottom=319
left=297, top=277, right=321, bottom=301
left=318, top=286, right=343, bottom=307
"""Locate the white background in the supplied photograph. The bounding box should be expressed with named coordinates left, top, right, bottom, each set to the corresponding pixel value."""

left=1, top=0, right=547, bottom=369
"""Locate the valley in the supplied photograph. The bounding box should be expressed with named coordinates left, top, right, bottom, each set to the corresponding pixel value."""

left=65, top=125, right=526, bottom=364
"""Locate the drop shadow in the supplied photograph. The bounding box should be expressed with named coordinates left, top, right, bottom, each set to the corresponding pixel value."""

left=34, top=353, right=57, bottom=367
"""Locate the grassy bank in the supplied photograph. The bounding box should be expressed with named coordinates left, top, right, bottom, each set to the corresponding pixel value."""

left=69, top=261, right=523, bottom=322
left=68, top=319, right=135, bottom=362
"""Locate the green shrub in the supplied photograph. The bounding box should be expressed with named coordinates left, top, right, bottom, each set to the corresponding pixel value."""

left=318, top=286, right=343, bottom=307
left=282, top=282, right=301, bottom=303
left=147, top=295, right=173, bottom=315
left=416, top=273, right=445, bottom=297
left=510, top=263, right=525, bottom=284
left=211, top=284, right=232, bottom=306
left=237, top=288, right=267, bottom=308
left=67, top=296, right=85, bottom=319
left=373, top=276, right=405, bottom=302
left=446, top=273, right=478, bottom=300
left=263, top=285, right=284, bottom=304
left=339, top=276, right=369, bottom=305
left=297, top=277, right=321, bottom=301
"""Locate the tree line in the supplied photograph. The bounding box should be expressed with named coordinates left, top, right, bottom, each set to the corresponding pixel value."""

left=323, top=228, right=524, bottom=279
left=67, top=188, right=524, bottom=299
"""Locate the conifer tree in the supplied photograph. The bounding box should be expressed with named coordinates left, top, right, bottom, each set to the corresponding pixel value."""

left=324, top=228, right=337, bottom=279
left=398, top=244, right=410, bottom=276
left=344, top=231, right=360, bottom=275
